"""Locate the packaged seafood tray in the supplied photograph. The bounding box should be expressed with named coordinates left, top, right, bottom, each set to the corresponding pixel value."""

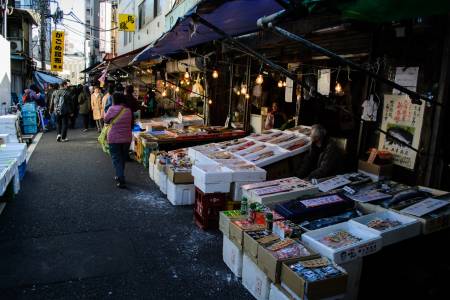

left=215, top=159, right=267, bottom=182
left=253, top=131, right=286, bottom=143
left=226, top=140, right=257, bottom=153
left=278, top=137, right=311, bottom=157
left=188, top=144, right=220, bottom=160
left=239, top=145, right=291, bottom=167
left=207, top=150, right=237, bottom=161
left=191, top=164, right=233, bottom=184
left=246, top=129, right=280, bottom=141
left=301, top=221, right=382, bottom=264
left=263, top=133, right=297, bottom=145
left=349, top=210, right=420, bottom=246
left=234, top=142, right=267, bottom=157
left=217, top=138, right=251, bottom=150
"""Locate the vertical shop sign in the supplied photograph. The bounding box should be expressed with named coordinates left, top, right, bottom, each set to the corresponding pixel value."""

left=50, top=30, right=65, bottom=72
left=378, top=94, right=424, bottom=169
left=119, top=14, right=136, bottom=32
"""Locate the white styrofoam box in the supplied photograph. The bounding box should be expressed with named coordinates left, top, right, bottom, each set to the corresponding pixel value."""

left=240, top=145, right=291, bottom=168
left=349, top=211, right=421, bottom=247
left=338, top=258, right=363, bottom=300
left=242, top=254, right=271, bottom=300
left=167, top=180, right=195, bottom=205
left=231, top=166, right=267, bottom=183
left=231, top=181, right=258, bottom=201
left=191, top=164, right=233, bottom=184
left=193, top=151, right=217, bottom=165
left=248, top=130, right=283, bottom=142
left=159, top=170, right=168, bottom=194
left=281, top=283, right=345, bottom=300
left=188, top=144, right=220, bottom=162
left=223, top=235, right=243, bottom=278
left=269, top=283, right=293, bottom=300
left=194, top=177, right=231, bottom=194
left=301, top=221, right=382, bottom=264
left=154, top=166, right=161, bottom=186
left=149, top=164, right=155, bottom=181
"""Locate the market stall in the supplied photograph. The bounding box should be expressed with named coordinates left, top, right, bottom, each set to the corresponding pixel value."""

left=218, top=171, right=450, bottom=300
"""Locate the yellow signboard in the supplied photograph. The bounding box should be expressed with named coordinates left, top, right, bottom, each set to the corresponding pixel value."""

left=119, top=14, right=135, bottom=32
left=50, top=30, right=65, bottom=72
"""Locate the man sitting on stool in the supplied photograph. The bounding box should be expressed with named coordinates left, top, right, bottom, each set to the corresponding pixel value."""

left=297, top=124, right=343, bottom=180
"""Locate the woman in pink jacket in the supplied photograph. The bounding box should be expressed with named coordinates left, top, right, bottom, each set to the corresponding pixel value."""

left=104, top=92, right=133, bottom=188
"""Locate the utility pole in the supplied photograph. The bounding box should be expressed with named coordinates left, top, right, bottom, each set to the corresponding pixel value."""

left=39, top=0, right=48, bottom=70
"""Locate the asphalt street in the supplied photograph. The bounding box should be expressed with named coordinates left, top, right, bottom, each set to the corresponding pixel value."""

left=0, top=127, right=252, bottom=300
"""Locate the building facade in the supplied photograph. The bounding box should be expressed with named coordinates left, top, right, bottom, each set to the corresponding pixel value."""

left=117, top=0, right=176, bottom=56
left=85, top=0, right=101, bottom=67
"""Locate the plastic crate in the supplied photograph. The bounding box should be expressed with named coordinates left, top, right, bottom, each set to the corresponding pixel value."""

left=22, top=103, right=36, bottom=112
left=18, top=161, right=27, bottom=181
left=22, top=115, right=37, bottom=126
left=23, top=124, right=38, bottom=134
left=22, top=111, right=36, bottom=117
left=194, top=187, right=228, bottom=230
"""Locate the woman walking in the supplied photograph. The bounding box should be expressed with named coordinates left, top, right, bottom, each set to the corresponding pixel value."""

left=78, top=85, right=91, bottom=132
left=104, top=92, right=133, bottom=188
left=91, top=86, right=104, bottom=132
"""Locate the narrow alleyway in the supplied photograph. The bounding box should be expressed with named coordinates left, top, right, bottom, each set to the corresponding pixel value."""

left=0, top=129, right=251, bottom=299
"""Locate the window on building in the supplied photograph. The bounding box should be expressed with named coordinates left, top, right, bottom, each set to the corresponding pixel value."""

left=154, top=0, right=162, bottom=18
left=138, top=1, right=146, bottom=29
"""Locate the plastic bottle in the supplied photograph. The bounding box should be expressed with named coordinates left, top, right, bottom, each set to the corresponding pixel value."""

left=265, top=212, right=274, bottom=232
left=240, top=197, right=248, bottom=215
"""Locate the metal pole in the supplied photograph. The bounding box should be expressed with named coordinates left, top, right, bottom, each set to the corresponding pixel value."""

left=227, top=61, right=233, bottom=128
left=2, top=0, right=7, bottom=38
left=39, top=0, right=47, bottom=70
left=269, top=25, right=437, bottom=106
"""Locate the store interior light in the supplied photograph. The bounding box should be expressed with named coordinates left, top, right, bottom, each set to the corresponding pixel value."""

left=282, top=81, right=287, bottom=87
left=335, top=82, right=343, bottom=95
left=256, top=74, right=264, bottom=85
left=175, top=86, right=180, bottom=92
left=181, top=80, right=185, bottom=85
left=208, top=99, right=213, bottom=104
left=277, top=80, right=283, bottom=88
left=240, top=85, right=247, bottom=95
left=245, top=94, right=250, bottom=99
left=184, top=68, right=190, bottom=79
left=237, top=90, right=241, bottom=96
left=212, top=69, right=219, bottom=79
left=162, top=90, right=167, bottom=97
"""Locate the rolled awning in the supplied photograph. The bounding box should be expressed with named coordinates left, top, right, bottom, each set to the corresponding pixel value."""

left=132, top=0, right=284, bottom=62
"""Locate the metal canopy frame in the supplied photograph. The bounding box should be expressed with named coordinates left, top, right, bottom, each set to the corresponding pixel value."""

left=192, top=12, right=421, bottom=153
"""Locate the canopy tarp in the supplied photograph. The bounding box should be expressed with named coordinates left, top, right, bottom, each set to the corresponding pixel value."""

left=300, top=0, right=450, bottom=22
left=133, top=0, right=283, bottom=62
left=33, top=71, right=63, bottom=91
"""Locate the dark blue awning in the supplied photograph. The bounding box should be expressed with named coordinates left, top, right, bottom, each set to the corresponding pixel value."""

left=133, top=0, right=283, bottom=62
left=33, top=71, right=64, bottom=91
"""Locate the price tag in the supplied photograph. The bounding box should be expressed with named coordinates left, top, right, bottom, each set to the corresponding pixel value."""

left=343, top=186, right=356, bottom=195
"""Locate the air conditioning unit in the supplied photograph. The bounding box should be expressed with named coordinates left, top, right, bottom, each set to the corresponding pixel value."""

left=10, top=39, right=23, bottom=53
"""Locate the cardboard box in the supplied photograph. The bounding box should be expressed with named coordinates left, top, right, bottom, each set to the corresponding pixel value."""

left=219, top=211, right=246, bottom=237
left=280, top=260, right=348, bottom=300
left=244, top=232, right=280, bottom=264
left=166, top=166, right=194, bottom=184
left=257, top=241, right=319, bottom=283
left=229, top=221, right=265, bottom=250
left=223, top=235, right=243, bottom=277
left=358, top=160, right=392, bottom=179
left=242, top=254, right=272, bottom=300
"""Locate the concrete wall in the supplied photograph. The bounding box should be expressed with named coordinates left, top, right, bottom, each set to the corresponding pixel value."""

left=0, top=36, right=11, bottom=114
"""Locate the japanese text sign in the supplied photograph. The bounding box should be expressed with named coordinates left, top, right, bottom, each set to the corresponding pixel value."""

left=50, top=30, right=65, bottom=72
left=119, top=14, right=135, bottom=32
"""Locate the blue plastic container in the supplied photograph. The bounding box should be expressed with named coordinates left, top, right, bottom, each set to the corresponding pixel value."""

left=23, top=124, right=38, bottom=134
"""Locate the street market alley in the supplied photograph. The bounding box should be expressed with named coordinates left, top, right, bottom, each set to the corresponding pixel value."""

left=0, top=129, right=252, bottom=299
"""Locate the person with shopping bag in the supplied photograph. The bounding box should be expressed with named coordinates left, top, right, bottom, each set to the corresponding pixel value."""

left=102, top=92, right=133, bottom=189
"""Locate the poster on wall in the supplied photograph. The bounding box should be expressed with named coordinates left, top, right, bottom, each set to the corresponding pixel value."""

left=378, top=94, right=425, bottom=170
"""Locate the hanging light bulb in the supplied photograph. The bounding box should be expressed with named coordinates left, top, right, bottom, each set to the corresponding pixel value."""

left=277, top=80, right=283, bottom=88
left=335, top=82, right=343, bottom=95
left=208, top=99, right=213, bottom=105
left=162, top=90, right=167, bottom=97
left=245, top=94, right=250, bottom=99
left=240, top=85, right=247, bottom=95
left=256, top=74, right=264, bottom=85
left=237, top=90, right=241, bottom=96
left=283, top=81, right=287, bottom=87
left=212, top=69, right=219, bottom=79
left=181, top=80, right=185, bottom=85
left=184, top=68, right=190, bottom=79
left=175, top=86, right=180, bottom=92
left=186, top=80, right=190, bottom=85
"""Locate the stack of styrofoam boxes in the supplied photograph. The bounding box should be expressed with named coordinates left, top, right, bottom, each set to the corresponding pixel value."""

left=0, top=115, right=19, bottom=143
left=166, top=166, right=195, bottom=205
left=242, top=254, right=272, bottom=300
left=21, top=104, right=38, bottom=134
left=192, top=163, right=233, bottom=194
